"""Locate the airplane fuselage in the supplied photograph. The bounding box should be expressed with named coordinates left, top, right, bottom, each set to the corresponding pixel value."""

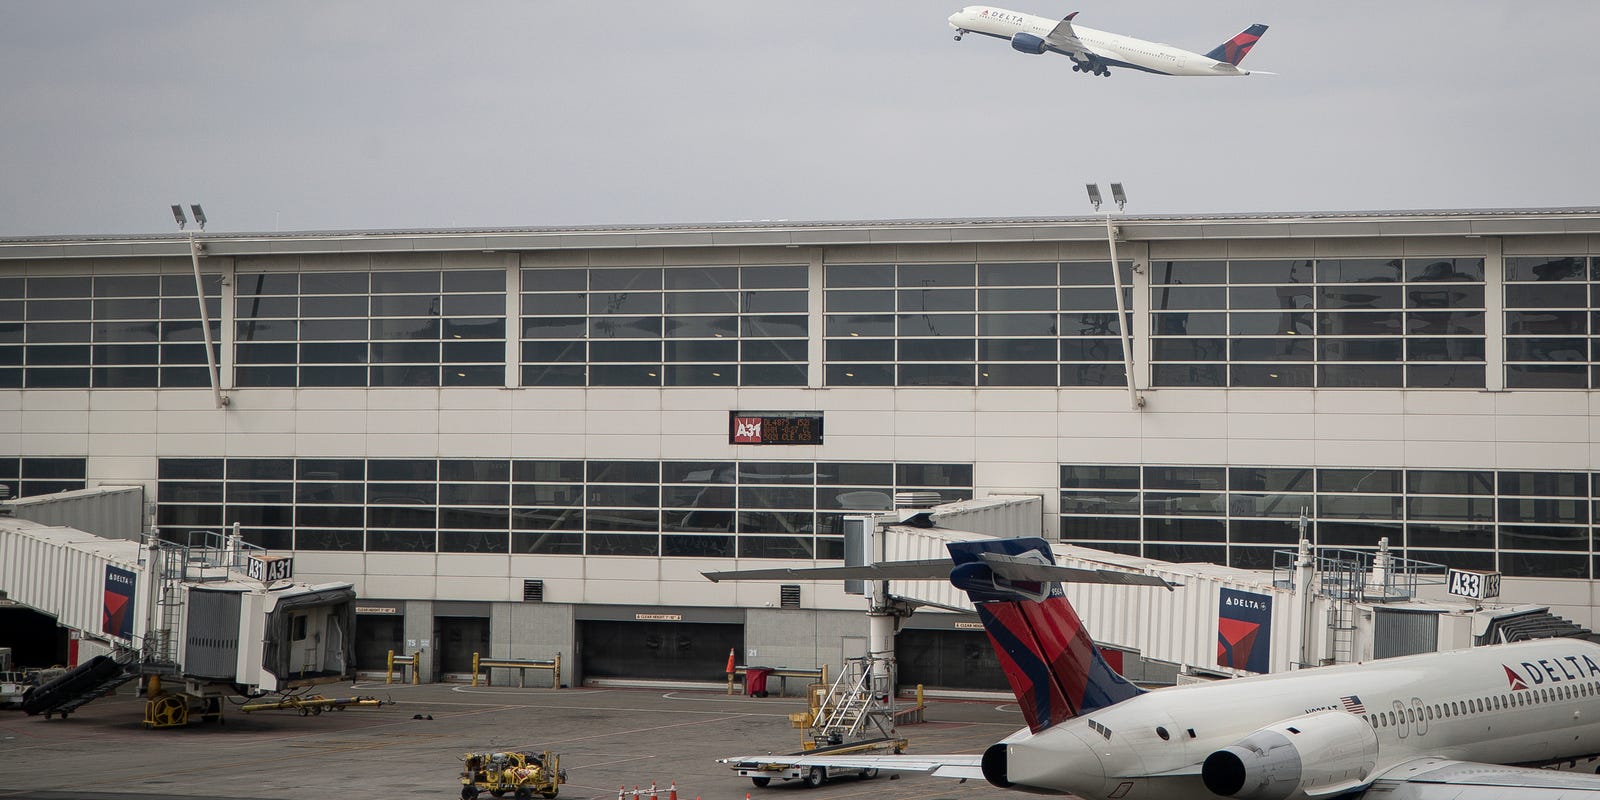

left=1004, top=638, right=1600, bottom=799
left=947, top=6, right=1251, bottom=76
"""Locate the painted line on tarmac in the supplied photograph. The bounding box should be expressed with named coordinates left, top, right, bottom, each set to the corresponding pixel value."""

left=570, top=754, right=659, bottom=769
left=659, top=691, right=800, bottom=705
left=376, top=697, right=795, bottom=717
left=449, top=685, right=604, bottom=696
left=544, top=713, right=760, bottom=746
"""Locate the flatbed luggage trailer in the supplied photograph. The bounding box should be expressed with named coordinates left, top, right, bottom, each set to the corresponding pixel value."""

left=729, top=736, right=905, bottom=788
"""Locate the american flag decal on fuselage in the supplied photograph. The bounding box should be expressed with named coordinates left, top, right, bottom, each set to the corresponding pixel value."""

left=1340, top=695, right=1366, bottom=714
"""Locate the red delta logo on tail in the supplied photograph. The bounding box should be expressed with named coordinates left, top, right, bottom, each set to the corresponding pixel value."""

left=947, top=537, right=1143, bottom=733
left=1204, top=23, right=1269, bottom=66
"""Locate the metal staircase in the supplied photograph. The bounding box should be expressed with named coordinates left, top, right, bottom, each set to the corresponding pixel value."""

left=811, top=656, right=897, bottom=746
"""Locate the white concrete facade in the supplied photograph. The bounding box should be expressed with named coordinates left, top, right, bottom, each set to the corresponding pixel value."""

left=4, top=209, right=1600, bottom=682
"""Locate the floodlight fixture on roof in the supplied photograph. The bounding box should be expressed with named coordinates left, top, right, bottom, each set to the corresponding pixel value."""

left=190, top=204, right=207, bottom=229
left=1085, top=183, right=1103, bottom=212
left=171, top=204, right=188, bottom=229
left=1110, top=183, right=1127, bottom=210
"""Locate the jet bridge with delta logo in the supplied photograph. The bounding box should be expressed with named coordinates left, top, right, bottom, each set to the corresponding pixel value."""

left=0, top=490, right=358, bottom=727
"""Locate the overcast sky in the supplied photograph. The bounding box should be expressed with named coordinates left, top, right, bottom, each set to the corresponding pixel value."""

left=2, top=1, right=1595, bottom=236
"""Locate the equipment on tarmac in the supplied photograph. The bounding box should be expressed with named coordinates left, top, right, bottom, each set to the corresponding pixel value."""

left=726, top=655, right=909, bottom=788
left=460, top=750, right=565, bottom=800
left=238, top=694, right=389, bottom=715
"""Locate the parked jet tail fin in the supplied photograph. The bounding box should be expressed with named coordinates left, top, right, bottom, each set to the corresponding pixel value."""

left=947, top=537, right=1143, bottom=734
left=1204, top=23, right=1268, bottom=66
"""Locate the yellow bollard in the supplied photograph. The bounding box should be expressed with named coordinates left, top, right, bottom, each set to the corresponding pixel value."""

left=472, top=652, right=481, bottom=687
left=412, top=651, right=421, bottom=685
left=386, top=649, right=395, bottom=685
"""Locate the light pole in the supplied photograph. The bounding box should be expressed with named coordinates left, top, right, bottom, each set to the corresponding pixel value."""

left=172, top=204, right=228, bottom=408
left=1086, top=183, right=1143, bottom=410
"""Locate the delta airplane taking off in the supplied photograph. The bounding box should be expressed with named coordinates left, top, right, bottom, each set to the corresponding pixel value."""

left=710, top=537, right=1600, bottom=799
left=947, top=6, right=1269, bottom=77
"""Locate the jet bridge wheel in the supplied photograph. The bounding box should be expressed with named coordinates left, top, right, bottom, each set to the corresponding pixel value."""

left=144, top=693, right=189, bottom=728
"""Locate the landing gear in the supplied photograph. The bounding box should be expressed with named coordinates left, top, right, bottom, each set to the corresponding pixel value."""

left=953, top=29, right=965, bottom=41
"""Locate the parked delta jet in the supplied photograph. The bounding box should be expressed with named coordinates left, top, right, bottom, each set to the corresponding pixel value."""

left=947, top=6, right=1269, bottom=77
left=711, top=537, right=1600, bottom=799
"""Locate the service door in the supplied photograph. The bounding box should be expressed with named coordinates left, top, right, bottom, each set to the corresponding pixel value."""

left=354, top=615, right=403, bottom=672
left=434, top=616, right=490, bottom=676
left=577, top=620, right=742, bottom=683
left=896, top=628, right=1008, bottom=691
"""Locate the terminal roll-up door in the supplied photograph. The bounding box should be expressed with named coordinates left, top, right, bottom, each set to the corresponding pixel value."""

left=578, top=620, right=741, bottom=682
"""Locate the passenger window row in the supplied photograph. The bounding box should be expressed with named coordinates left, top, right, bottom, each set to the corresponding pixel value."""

left=1364, top=680, right=1600, bottom=728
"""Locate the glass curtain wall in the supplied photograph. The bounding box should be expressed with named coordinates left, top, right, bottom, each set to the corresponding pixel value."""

left=823, top=261, right=1131, bottom=386
left=157, top=457, right=972, bottom=560
left=1062, top=464, right=1593, bottom=578
left=1150, top=258, right=1485, bottom=388
left=0, top=274, right=221, bottom=389
left=519, top=265, right=808, bottom=387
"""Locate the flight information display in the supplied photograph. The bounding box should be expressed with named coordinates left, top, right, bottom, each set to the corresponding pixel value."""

left=728, top=412, right=823, bottom=445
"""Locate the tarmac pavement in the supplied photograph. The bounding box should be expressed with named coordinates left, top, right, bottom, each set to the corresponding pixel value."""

left=0, top=681, right=1029, bottom=800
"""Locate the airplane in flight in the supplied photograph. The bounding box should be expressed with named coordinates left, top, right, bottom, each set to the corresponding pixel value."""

left=947, top=6, right=1269, bottom=77
left=709, top=537, right=1600, bottom=799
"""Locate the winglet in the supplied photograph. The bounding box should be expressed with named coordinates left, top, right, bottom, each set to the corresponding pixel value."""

left=1064, top=11, right=1077, bottom=20
left=1204, top=23, right=1268, bottom=66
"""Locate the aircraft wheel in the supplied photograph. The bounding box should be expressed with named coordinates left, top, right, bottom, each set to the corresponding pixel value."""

left=751, top=777, right=771, bottom=788
left=804, top=767, right=827, bottom=788
left=864, top=769, right=879, bottom=779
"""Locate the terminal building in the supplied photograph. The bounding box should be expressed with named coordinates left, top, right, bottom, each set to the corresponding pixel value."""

left=3, top=207, right=1600, bottom=688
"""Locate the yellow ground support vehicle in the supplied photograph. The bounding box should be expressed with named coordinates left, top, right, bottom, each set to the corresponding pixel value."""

left=459, top=750, right=564, bottom=800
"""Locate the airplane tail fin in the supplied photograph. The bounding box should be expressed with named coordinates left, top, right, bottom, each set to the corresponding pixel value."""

left=947, top=537, right=1143, bottom=734
left=1204, top=23, right=1268, bottom=66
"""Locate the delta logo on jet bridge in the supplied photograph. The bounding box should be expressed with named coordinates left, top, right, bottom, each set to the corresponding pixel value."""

left=1503, top=654, right=1600, bottom=689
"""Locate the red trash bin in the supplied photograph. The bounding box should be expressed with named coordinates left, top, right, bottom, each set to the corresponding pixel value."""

left=746, top=667, right=774, bottom=698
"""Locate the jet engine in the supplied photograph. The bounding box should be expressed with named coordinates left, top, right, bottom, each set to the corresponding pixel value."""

left=1200, top=710, right=1378, bottom=800
left=980, top=742, right=1011, bottom=788
left=1010, top=32, right=1047, bottom=54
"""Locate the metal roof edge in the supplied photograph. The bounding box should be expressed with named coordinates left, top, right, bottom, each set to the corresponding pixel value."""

left=2, top=207, right=1598, bottom=259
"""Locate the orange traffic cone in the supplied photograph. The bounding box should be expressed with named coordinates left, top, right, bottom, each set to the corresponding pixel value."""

left=649, top=783, right=657, bottom=800
left=668, top=781, right=677, bottom=800
left=725, top=648, right=736, bottom=674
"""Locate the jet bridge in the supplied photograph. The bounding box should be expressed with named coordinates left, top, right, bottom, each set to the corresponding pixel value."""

left=0, top=513, right=356, bottom=721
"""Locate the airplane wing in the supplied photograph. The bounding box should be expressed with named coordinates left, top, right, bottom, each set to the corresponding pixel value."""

left=720, top=753, right=986, bottom=781
left=1367, top=757, right=1600, bottom=797
left=1044, top=12, right=1085, bottom=53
